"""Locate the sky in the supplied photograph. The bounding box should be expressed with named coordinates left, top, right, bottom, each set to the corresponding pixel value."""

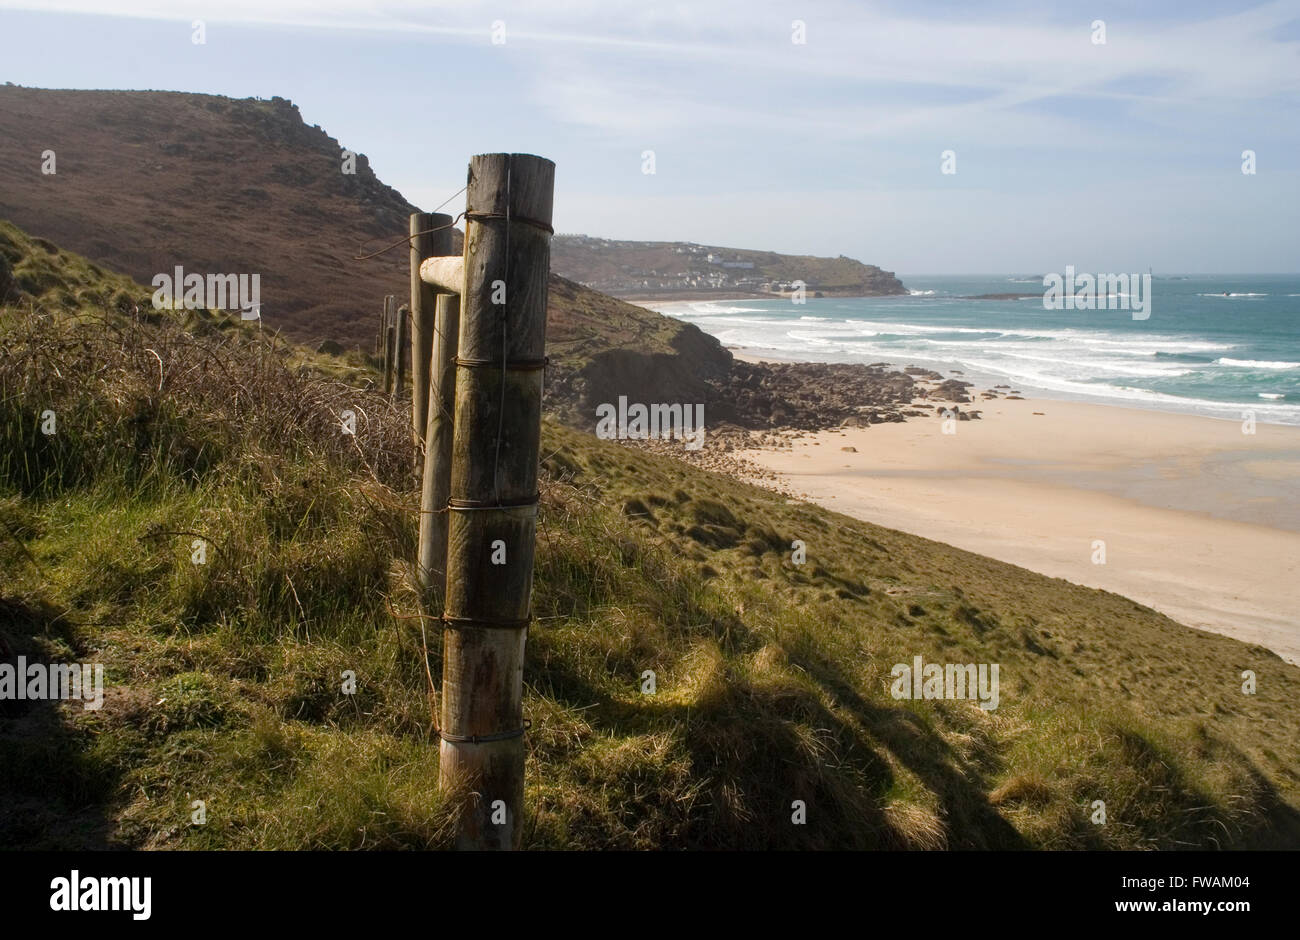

left=1, top=0, right=1298, bottom=273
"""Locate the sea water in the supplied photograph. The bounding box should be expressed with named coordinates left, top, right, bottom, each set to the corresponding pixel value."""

left=651, top=274, right=1300, bottom=426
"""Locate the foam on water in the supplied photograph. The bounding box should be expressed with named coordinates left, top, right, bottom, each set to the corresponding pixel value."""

left=1216, top=358, right=1299, bottom=370
left=663, top=275, right=1300, bottom=425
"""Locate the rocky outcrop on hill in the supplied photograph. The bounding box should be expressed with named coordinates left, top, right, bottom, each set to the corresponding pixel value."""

left=0, top=86, right=428, bottom=346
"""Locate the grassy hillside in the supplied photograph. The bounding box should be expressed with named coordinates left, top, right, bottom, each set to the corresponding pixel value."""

left=0, top=213, right=737, bottom=428
left=3, top=228, right=1298, bottom=850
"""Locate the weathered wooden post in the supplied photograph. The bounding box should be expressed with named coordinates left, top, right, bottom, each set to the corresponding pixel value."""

left=418, top=291, right=460, bottom=590
left=393, top=302, right=409, bottom=401
left=381, top=295, right=395, bottom=395
left=410, top=212, right=454, bottom=461
left=433, top=153, right=553, bottom=850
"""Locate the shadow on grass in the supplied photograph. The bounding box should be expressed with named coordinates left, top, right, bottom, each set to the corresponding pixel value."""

left=771, top=637, right=1026, bottom=850
left=1113, top=727, right=1300, bottom=850
left=0, top=595, right=123, bottom=850
left=525, top=619, right=1026, bottom=850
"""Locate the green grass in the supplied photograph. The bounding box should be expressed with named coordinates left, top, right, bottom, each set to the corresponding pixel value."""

left=2, top=221, right=1298, bottom=850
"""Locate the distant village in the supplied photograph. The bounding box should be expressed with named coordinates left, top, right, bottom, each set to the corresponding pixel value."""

left=554, top=236, right=807, bottom=295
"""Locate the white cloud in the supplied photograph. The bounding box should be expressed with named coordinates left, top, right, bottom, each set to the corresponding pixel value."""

left=5, top=0, right=1295, bottom=269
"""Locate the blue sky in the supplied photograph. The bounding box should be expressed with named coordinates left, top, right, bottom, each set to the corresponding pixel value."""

left=1, top=0, right=1298, bottom=273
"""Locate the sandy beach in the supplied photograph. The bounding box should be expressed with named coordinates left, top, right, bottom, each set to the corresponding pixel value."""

left=737, top=386, right=1300, bottom=664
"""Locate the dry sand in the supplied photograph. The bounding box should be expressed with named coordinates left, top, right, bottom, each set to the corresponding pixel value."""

left=738, top=395, right=1300, bottom=664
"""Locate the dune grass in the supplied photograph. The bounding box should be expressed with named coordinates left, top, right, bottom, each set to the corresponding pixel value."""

left=2, top=222, right=1298, bottom=850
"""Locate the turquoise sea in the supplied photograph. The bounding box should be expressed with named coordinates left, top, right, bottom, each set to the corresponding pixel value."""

left=652, top=275, right=1300, bottom=426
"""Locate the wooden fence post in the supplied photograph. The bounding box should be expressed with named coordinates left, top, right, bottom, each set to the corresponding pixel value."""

left=410, top=212, right=454, bottom=464
left=381, top=295, right=395, bottom=395
left=393, top=302, right=408, bottom=401
left=437, top=153, right=554, bottom=850
left=418, top=291, right=460, bottom=591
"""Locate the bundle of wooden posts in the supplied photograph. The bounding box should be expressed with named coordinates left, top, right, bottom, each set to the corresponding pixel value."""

left=382, top=153, right=555, bottom=851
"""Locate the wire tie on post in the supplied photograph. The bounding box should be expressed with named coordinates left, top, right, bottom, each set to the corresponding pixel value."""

left=454, top=356, right=548, bottom=371
left=463, top=210, right=554, bottom=235
left=445, top=494, right=540, bottom=511
left=440, top=613, right=533, bottom=630
left=436, top=719, right=531, bottom=745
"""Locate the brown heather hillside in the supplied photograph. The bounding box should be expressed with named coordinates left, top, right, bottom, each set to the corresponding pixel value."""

left=0, top=86, right=937, bottom=437
left=0, top=86, right=748, bottom=418
left=0, top=85, right=427, bottom=347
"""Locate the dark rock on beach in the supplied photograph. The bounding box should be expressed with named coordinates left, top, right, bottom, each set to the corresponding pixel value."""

left=931, top=379, right=974, bottom=402
left=717, top=360, right=917, bottom=432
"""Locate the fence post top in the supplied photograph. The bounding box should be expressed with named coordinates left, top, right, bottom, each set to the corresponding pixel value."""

left=470, top=152, right=554, bottom=167
left=466, top=155, right=555, bottom=225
